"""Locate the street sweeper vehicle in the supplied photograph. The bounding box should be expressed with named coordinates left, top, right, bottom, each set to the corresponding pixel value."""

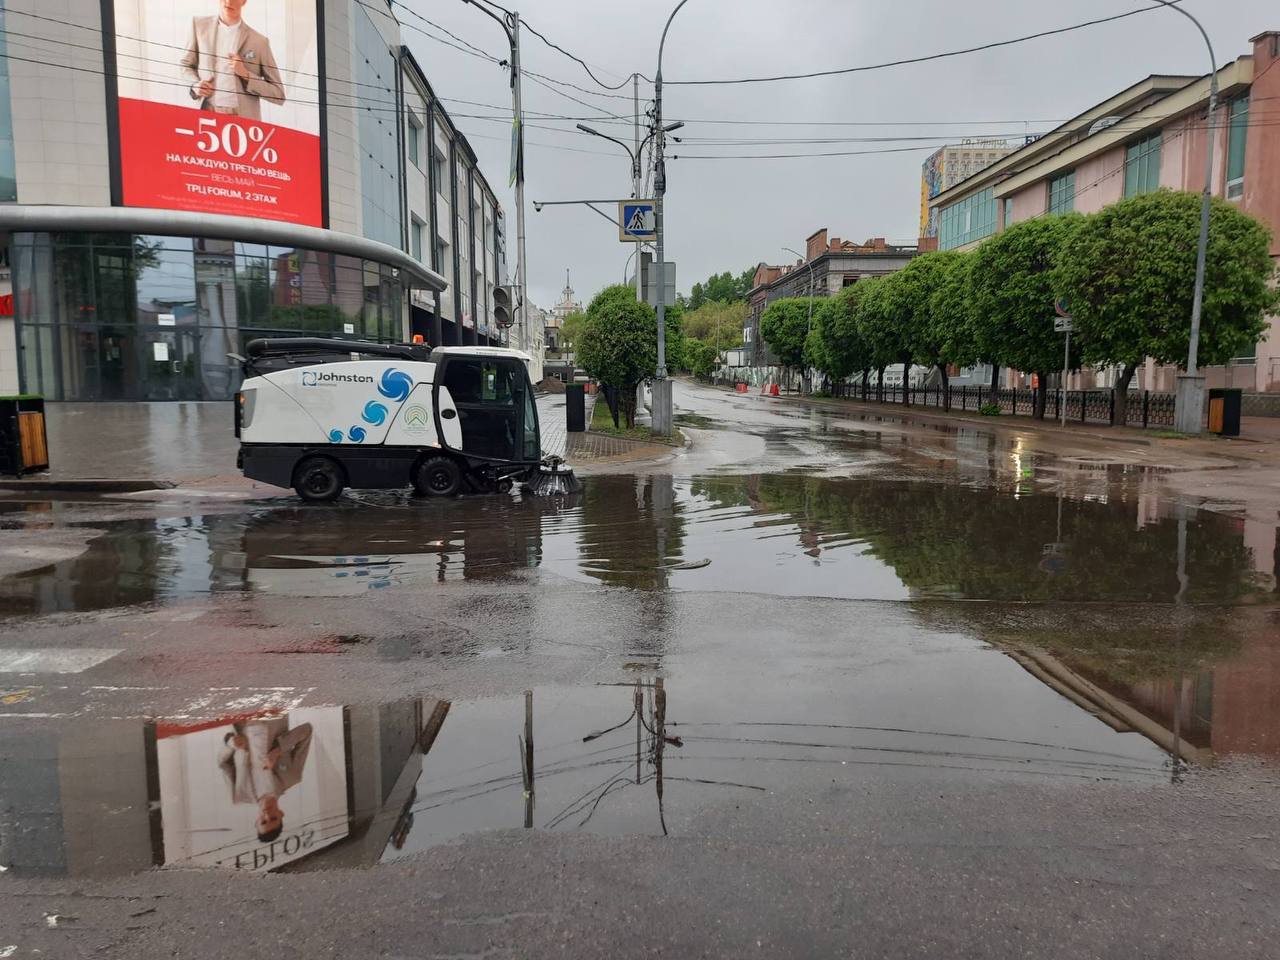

left=234, top=338, right=581, bottom=502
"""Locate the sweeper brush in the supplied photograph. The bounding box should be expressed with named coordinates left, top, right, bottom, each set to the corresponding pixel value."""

left=522, top=456, right=583, bottom=497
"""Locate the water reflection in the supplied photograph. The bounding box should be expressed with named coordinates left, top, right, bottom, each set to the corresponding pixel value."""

left=6, top=623, right=1280, bottom=880
left=1, top=474, right=1276, bottom=616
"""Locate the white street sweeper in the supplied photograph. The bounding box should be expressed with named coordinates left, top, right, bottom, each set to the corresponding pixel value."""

left=234, top=338, right=581, bottom=502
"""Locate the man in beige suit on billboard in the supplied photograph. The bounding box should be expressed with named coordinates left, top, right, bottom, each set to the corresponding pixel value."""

left=218, top=715, right=313, bottom=842
left=180, top=0, right=286, bottom=120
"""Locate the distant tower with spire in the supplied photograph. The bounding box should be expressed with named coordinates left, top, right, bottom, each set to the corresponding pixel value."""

left=553, top=269, right=581, bottom=321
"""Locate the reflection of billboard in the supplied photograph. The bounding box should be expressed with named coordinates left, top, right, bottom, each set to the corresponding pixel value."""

left=919, top=148, right=946, bottom=237
left=110, top=1, right=324, bottom=226
left=156, top=707, right=347, bottom=871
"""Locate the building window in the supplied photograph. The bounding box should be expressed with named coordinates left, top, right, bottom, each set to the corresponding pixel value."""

left=411, top=218, right=424, bottom=262
left=433, top=148, right=448, bottom=197
left=1124, top=133, right=1162, bottom=198
left=1047, top=170, right=1075, bottom=215
left=938, top=188, right=996, bottom=250
left=407, top=112, right=422, bottom=169
left=1226, top=96, right=1248, bottom=200
left=1003, top=197, right=1014, bottom=229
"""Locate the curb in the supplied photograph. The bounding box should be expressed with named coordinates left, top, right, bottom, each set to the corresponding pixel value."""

left=732, top=385, right=1165, bottom=449
left=0, top=478, right=177, bottom=493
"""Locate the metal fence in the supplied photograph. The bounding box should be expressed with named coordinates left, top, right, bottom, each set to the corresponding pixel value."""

left=825, top=380, right=1177, bottom=428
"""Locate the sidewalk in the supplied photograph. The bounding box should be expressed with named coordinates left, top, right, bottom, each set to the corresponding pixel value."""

left=554, top=391, right=684, bottom=466
left=743, top=386, right=1280, bottom=467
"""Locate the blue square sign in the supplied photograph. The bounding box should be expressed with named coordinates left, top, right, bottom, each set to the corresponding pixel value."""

left=619, top=201, right=657, bottom=241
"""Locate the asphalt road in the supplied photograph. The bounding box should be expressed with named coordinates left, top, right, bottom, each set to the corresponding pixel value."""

left=1, top=380, right=1278, bottom=959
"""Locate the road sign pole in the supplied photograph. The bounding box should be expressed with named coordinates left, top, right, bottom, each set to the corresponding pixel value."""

left=1061, top=329, right=1070, bottom=428
left=633, top=75, right=643, bottom=305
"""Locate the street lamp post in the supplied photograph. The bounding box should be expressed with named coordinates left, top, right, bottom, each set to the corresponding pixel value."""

left=462, top=1, right=529, bottom=355
left=578, top=121, right=683, bottom=306
left=783, top=246, right=817, bottom=394
left=1149, top=0, right=1218, bottom=435
left=576, top=122, right=643, bottom=304
left=650, top=0, right=694, bottom=437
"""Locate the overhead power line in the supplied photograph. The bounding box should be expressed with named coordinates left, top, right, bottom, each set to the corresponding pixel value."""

left=666, top=0, right=1187, bottom=85
left=516, top=16, right=652, bottom=90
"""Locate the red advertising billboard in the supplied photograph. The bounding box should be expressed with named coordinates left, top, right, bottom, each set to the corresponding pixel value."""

left=111, top=0, right=323, bottom=227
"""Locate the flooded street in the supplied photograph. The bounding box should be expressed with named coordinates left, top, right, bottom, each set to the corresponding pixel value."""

left=2, top=381, right=1279, bottom=957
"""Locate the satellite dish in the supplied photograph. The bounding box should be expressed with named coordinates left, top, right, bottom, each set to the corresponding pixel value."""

left=1088, top=116, right=1124, bottom=135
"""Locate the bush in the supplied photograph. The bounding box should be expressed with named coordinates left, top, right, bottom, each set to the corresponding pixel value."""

left=979, top=403, right=1001, bottom=417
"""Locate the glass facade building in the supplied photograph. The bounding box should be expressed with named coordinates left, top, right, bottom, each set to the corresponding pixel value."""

left=13, top=232, right=404, bottom=401
left=0, top=8, right=16, bottom=203
left=938, top=188, right=997, bottom=250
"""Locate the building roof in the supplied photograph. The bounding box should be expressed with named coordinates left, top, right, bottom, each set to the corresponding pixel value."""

left=0, top=206, right=447, bottom=291
left=930, top=71, right=1221, bottom=208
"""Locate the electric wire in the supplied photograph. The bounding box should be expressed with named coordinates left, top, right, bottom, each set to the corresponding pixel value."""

left=665, top=0, right=1189, bottom=85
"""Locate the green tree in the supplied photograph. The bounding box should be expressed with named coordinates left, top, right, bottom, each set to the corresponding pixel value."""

left=684, top=339, right=719, bottom=378
left=682, top=300, right=747, bottom=350
left=1054, top=190, right=1277, bottom=427
left=857, top=272, right=913, bottom=403
left=663, top=300, right=687, bottom=374
left=558, top=309, right=587, bottom=355
left=809, top=282, right=874, bottom=388
left=884, top=251, right=964, bottom=408
left=576, top=285, right=657, bottom=428
left=759, top=297, right=811, bottom=384
left=970, top=215, right=1084, bottom=419
left=681, top=266, right=756, bottom=310
left=929, top=253, right=987, bottom=403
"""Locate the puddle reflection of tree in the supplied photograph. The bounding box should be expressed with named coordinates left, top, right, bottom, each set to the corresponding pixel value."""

left=576, top=476, right=689, bottom=660
left=690, top=473, right=1264, bottom=603
left=690, top=473, right=1280, bottom=769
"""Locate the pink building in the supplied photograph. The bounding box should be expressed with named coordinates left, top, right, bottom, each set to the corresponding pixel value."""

left=930, top=32, right=1280, bottom=393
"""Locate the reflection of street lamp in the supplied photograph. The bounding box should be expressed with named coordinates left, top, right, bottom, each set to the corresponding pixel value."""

left=783, top=246, right=816, bottom=394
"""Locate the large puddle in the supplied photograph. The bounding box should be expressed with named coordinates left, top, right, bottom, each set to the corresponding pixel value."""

left=6, top=623, right=1280, bottom=880
left=1, top=472, right=1276, bottom=614
left=3, top=471, right=1279, bottom=878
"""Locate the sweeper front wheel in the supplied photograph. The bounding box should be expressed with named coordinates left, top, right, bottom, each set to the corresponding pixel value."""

left=293, top=456, right=345, bottom=503
left=413, top=456, right=462, bottom=497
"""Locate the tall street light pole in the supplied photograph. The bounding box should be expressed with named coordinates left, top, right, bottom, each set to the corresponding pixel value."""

left=579, top=120, right=682, bottom=301
left=651, top=0, right=694, bottom=437
left=1151, top=0, right=1218, bottom=435
left=464, top=1, right=528, bottom=356
left=783, top=246, right=816, bottom=394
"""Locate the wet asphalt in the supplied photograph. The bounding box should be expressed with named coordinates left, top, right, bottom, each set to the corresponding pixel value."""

left=1, top=380, right=1279, bottom=959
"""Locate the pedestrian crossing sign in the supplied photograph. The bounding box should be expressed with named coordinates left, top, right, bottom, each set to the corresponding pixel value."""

left=619, top=201, right=657, bottom=242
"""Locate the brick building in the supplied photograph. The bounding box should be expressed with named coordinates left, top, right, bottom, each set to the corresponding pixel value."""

left=745, top=229, right=918, bottom=367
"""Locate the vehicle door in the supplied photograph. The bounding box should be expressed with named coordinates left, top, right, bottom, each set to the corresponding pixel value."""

left=436, top=357, right=523, bottom=461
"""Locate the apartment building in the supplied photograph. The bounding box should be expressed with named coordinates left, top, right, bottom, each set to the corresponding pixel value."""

left=929, top=31, right=1280, bottom=393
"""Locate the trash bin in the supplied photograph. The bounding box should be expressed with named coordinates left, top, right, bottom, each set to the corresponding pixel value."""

left=0, top=395, right=49, bottom=476
left=565, top=383, right=586, bottom=433
left=1207, top=388, right=1243, bottom=437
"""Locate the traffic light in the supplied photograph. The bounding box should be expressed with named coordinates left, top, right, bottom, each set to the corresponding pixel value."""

left=493, top=285, right=515, bottom=328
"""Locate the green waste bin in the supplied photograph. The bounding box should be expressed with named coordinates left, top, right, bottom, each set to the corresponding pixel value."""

left=0, top=395, right=49, bottom=476
left=1207, top=388, right=1242, bottom=437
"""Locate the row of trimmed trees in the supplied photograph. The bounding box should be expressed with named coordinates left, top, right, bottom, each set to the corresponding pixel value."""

left=761, top=190, right=1278, bottom=422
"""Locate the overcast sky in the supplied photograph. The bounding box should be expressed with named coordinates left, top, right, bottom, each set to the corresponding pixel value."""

left=403, top=0, right=1276, bottom=308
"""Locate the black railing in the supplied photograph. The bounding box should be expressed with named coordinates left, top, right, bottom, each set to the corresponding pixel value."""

left=824, top=380, right=1176, bottom=428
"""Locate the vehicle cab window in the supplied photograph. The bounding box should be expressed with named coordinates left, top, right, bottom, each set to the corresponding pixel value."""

left=439, top=356, right=529, bottom=461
